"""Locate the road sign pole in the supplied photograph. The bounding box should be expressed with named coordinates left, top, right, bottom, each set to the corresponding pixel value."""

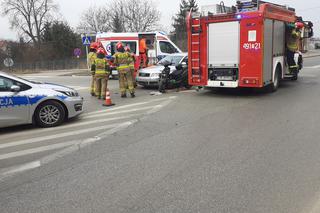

left=81, top=33, right=92, bottom=69
left=86, top=44, right=89, bottom=69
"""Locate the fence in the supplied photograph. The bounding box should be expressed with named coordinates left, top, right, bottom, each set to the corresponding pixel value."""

left=8, top=58, right=88, bottom=72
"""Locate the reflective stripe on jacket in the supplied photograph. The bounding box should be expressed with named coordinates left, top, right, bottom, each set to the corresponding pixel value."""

left=88, top=52, right=97, bottom=69
left=113, top=52, right=133, bottom=71
left=91, top=58, right=110, bottom=75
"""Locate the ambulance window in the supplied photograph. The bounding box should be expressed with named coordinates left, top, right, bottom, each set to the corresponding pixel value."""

left=123, top=42, right=137, bottom=53
left=159, top=41, right=179, bottom=54
left=110, top=41, right=137, bottom=55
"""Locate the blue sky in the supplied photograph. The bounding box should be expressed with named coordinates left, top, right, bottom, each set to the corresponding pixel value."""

left=0, top=0, right=319, bottom=40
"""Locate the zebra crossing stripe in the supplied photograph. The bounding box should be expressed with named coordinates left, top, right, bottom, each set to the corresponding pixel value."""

left=0, top=123, right=123, bottom=150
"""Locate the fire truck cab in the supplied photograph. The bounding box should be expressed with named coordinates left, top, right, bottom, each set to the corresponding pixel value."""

left=187, top=0, right=312, bottom=91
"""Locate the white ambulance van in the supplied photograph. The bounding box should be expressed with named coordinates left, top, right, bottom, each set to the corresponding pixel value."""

left=96, top=31, right=182, bottom=78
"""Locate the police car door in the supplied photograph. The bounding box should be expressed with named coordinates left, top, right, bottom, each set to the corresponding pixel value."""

left=0, top=76, right=30, bottom=128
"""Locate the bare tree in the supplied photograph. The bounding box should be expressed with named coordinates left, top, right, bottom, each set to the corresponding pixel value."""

left=78, top=0, right=160, bottom=33
left=120, top=0, right=160, bottom=32
left=1, top=0, right=58, bottom=44
left=78, top=6, right=111, bottom=33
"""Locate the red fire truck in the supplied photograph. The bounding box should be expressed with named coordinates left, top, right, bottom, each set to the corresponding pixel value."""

left=187, top=0, right=312, bottom=92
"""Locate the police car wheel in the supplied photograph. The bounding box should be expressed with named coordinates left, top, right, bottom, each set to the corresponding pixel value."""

left=35, top=100, right=66, bottom=128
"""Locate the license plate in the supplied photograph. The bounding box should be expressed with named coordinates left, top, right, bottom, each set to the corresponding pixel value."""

left=217, top=76, right=233, bottom=81
left=112, top=70, right=118, bottom=75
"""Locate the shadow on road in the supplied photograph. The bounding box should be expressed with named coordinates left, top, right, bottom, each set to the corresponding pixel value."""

left=196, top=81, right=298, bottom=98
left=199, top=87, right=270, bottom=98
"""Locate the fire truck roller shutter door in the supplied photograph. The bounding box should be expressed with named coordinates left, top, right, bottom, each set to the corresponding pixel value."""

left=208, top=21, right=240, bottom=67
left=272, top=20, right=285, bottom=79
left=263, top=19, right=273, bottom=85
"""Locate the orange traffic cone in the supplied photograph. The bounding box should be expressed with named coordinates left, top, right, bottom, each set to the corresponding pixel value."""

left=103, top=89, right=115, bottom=107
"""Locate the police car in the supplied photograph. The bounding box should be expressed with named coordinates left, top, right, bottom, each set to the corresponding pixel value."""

left=0, top=72, right=83, bottom=128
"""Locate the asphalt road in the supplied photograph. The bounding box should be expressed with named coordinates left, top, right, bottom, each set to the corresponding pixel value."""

left=1, top=56, right=320, bottom=213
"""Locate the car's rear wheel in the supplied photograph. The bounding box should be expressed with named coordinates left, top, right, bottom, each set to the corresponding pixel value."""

left=35, top=100, right=66, bottom=128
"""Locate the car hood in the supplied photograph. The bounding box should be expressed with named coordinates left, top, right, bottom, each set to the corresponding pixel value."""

left=35, top=83, right=75, bottom=91
left=139, top=65, right=177, bottom=74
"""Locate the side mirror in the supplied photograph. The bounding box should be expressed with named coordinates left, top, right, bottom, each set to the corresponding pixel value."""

left=10, top=85, right=21, bottom=93
left=181, top=62, right=187, bottom=66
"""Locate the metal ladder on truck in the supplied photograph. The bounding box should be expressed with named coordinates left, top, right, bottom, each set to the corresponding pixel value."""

left=189, top=11, right=202, bottom=84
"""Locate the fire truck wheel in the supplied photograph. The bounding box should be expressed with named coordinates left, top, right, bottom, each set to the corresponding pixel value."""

left=270, top=67, right=281, bottom=92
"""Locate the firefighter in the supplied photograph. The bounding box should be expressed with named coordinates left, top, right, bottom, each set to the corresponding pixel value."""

left=125, top=45, right=137, bottom=88
left=91, top=47, right=110, bottom=100
left=88, top=42, right=99, bottom=96
left=286, top=22, right=303, bottom=74
left=113, top=42, right=135, bottom=98
left=139, top=38, right=148, bottom=68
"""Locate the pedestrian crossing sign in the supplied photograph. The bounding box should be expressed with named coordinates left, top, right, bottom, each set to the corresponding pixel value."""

left=82, top=36, right=91, bottom=46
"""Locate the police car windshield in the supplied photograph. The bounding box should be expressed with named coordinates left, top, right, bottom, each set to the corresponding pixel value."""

left=158, top=55, right=183, bottom=66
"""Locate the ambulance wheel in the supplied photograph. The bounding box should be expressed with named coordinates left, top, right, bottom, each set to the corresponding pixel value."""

left=270, top=67, right=281, bottom=92
left=34, top=100, right=66, bottom=128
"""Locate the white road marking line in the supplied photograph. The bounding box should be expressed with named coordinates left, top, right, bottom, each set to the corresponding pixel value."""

left=66, top=86, right=89, bottom=91
left=0, top=97, right=178, bottom=140
left=40, top=121, right=135, bottom=165
left=84, top=105, right=158, bottom=119
left=0, top=123, right=122, bottom=150
left=0, top=97, right=175, bottom=181
left=0, top=121, right=136, bottom=181
left=145, top=100, right=173, bottom=115
left=300, top=74, right=317, bottom=77
left=86, top=96, right=177, bottom=115
left=0, top=115, right=138, bottom=141
left=0, top=141, right=79, bottom=161
left=21, top=76, right=52, bottom=78
left=0, top=161, right=41, bottom=177
left=304, top=65, right=320, bottom=69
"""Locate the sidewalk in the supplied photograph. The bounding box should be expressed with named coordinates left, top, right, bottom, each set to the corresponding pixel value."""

left=17, top=69, right=89, bottom=77
left=303, top=50, right=320, bottom=58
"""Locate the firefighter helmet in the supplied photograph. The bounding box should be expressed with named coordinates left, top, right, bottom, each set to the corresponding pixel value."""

left=116, top=42, right=124, bottom=51
left=96, top=47, right=106, bottom=55
left=295, top=22, right=304, bottom=29
left=90, top=42, right=99, bottom=50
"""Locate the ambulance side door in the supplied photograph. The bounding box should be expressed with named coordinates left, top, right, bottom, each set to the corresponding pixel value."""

left=101, top=41, right=112, bottom=56
left=0, top=76, right=31, bottom=128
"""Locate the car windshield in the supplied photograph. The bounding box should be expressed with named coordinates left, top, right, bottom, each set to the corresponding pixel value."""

left=158, top=55, right=184, bottom=66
